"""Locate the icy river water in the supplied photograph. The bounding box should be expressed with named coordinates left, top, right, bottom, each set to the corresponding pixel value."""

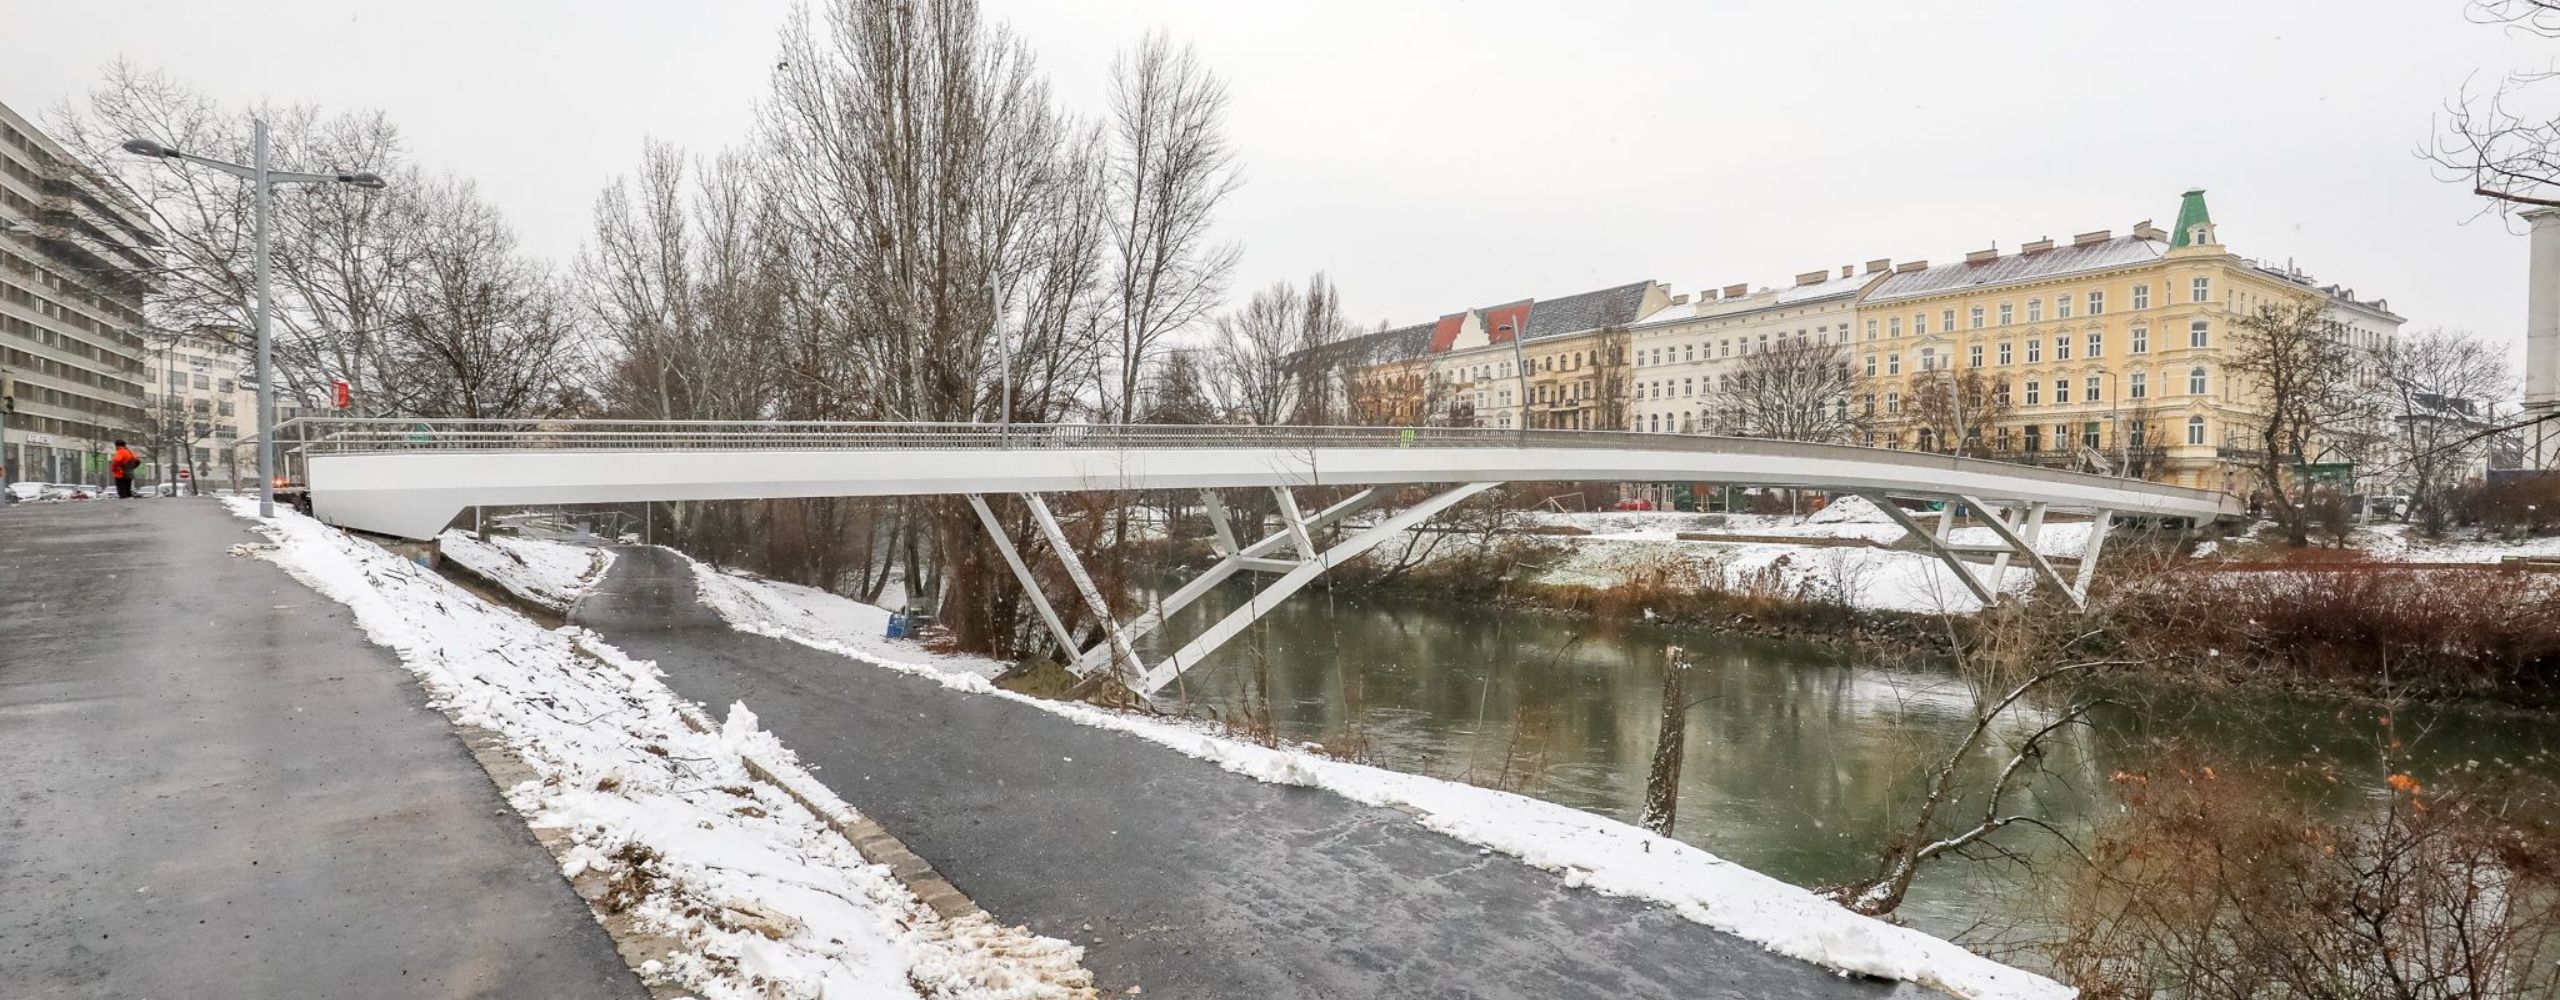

left=1141, top=582, right=2560, bottom=943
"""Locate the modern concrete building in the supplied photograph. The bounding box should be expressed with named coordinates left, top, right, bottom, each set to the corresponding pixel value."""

left=0, top=99, right=157, bottom=487
left=140, top=327, right=256, bottom=492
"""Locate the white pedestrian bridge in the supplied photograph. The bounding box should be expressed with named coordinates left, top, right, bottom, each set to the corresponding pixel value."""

left=293, top=418, right=2241, bottom=696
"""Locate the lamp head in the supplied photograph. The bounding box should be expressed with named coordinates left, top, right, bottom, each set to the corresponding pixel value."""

left=121, top=138, right=174, bottom=158
left=339, top=172, right=387, bottom=190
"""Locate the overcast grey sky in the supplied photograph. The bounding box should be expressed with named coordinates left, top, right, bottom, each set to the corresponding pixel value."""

left=0, top=0, right=2542, bottom=343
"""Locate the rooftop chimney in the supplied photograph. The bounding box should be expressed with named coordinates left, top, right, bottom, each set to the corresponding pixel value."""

left=1841, top=265, right=1854, bottom=279
left=1794, top=269, right=1829, bottom=286
left=1723, top=282, right=1750, bottom=298
left=2022, top=237, right=2055, bottom=254
left=1671, top=293, right=1690, bottom=306
left=1864, top=258, right=1892, bottom=274
left=1896, top=259, right=1928, bottom=273
left=2073, top=229, right=2112, bottom=246
left=1700, top=287, right=1721, bottom=301
left=2132, top=219, right=2165, bottom=241
left=1964, top=247, right=1999, bottom=264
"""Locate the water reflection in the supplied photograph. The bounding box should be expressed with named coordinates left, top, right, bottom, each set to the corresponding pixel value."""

left=1143, top=581, right=2560, bottom=940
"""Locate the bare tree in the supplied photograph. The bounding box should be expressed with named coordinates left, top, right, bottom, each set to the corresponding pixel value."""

left=2429, top=2, right=2560, bottom=211
left=1904, top=365, right=2014, bottom=456
left=391, top=180, right=590, bottom=418
left=1209, top=280, right=1308, bottom=425
left=2226, top=297, right=2363, bottom=546
left=1702, top=337, right=1869, bottom=442
left=2373, top=329, right=2516, bottom=536
left=1101, top=31, right=1242, bottom=423
left=1587, top=323, right=1634, bottom=431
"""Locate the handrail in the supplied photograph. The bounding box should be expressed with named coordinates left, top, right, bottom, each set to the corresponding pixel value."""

left=277, top=417, right=2234, bottom=506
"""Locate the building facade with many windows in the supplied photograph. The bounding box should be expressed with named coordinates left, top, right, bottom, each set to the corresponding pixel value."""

left=140, top=327, right=258, bottom=492
left=1, top=99, right=158, bottom=486
left=1858, top=191, right=2401, bottom=492
left=1625, top=265, right=1880, bottom=435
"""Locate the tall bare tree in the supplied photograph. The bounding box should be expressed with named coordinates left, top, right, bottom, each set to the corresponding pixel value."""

left=391, top=179, right=589, bottom=418
left=1903, top=365, right=2013, bottom=456
left=1702, top=338, right=1868, bottom=443
left=2373, top=328, right=2516, bottom=536
left=2226, top=297, right=2364, bottom=546
left=1102, top=31, right=1242, bottom=423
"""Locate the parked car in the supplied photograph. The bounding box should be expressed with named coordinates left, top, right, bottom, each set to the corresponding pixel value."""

left=5, top=482, right=47, bottom=502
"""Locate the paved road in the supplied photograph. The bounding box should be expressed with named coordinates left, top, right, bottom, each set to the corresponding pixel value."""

left=0, top=500, right=645, bottom=1000
left=580, top=545, right=1927, bottom=999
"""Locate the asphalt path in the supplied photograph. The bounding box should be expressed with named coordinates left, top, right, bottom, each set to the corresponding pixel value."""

left=0, top=499, right=644, bottom=999
left=578, top=544, right=1929, bottom=1000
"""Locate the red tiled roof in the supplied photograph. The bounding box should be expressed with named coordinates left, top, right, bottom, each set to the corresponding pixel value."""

left=1426, top=313, right=1468, bottom=353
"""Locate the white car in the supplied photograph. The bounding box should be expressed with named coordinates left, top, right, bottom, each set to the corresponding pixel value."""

left=5, top=482, right=47, bottom=502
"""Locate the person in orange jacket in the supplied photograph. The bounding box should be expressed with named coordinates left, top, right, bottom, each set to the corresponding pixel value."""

left=110, top=440, right=139, bottom=499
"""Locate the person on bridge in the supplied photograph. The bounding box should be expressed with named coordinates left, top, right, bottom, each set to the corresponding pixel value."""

left=110, top=441, right=138, bottom=499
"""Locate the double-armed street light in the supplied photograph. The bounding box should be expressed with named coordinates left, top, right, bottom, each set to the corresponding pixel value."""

left=122, top=125, right=384, bottom=517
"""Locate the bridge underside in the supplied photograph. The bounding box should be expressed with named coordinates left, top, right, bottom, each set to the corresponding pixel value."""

left=307, top=442, right=2233, bottom=699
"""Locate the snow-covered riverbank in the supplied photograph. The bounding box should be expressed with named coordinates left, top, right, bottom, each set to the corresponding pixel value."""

left=236, top=504, right=1094, bottom=1000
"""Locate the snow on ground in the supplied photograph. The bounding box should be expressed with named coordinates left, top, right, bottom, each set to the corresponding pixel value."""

left=681, top=551, right=2070, bottom=1000
left=231, top=501, right=1092, bottom=1000
left=692, top=566, right=1010, bottom=680
left=439, top=530, right=614, bottom=613
left=2351, top=522, right=2560, bottom=564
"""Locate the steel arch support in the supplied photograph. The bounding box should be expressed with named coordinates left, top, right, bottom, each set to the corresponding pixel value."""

left=1960, top=495, right=2081, bottom=609
left=1137, top=482, right=1500, bottom=696
left=1024, top=493, right=1144, bottom=682
left=966, top=494, right=1083, bottom=668
left=1866, top=493, right=1999, bottom=607
left=1070, top=488, right=1381, bottom=677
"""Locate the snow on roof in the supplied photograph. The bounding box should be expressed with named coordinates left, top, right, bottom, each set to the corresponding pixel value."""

left=1633, top=278, right=1859, bottom=331
left=1861, top=236, right=2165, bottom=305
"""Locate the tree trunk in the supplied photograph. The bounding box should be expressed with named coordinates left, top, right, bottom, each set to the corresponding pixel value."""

left=1640, top=647, right=1693, bottom=835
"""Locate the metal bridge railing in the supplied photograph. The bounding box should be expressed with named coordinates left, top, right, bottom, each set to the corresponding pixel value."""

left=277, top=417, right=2234, bottom=506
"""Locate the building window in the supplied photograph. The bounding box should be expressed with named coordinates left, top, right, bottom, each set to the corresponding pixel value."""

left=1998, top=341, right=2013, bottom=365
left=2084, top=422, right=2102, bottom=449
left=2085, top=375, right=2101, bottom=401
left=2132, top=284, right=2150, bottom=310
left=1942, top=309, right=1956, bottom=331
left=1887, top=354, right=1901, bottom=376
left=2087, top=332, right=2103, bottom=357
left=1886, top=391, right=1901, bottom=414
left=1889, top=317, right=1902, bottom=338
left=2130, top=372, right=2147, bottom=399
left=2190, top=319, right=2209, bottom=348
left=2025, top=425, right=2043, bottom=452
left=2191, top=276, right=2211, bottom=303
left=1968, top=344, right=1984, bottom=368
left=2189, top=366, right=2207, bottom=395
left=2025, top=381, right=2041, bottom=405
left=2130, top=421, right=2147, bottom=448
left=2026, top=299, right=2042, bottom=323
left=1999, top=302, right=2014, bottom=326
left=2187, top=415, right=2206, bottom=445
left=1683, top=378, right=1694, bottom=396
left=1970, top=306, right=1986, bottom=329
left=1864, top=355, right=1877, bottom=377
left=2055, top=336, right=2071, bottom=361
left=1866, top=320, right=1878, bottom=340
left=2026, top=339, right=2042, bottom=363
left=2053, top=378, right=2070, bottom=404
left=2131, top=326, right=2149, bottom=354
left=1913, top=313, right=1928, bottom=335
left=2087, top=291, right=2105, bottom=316
left=1920, top=348, right=1937, bottom=370
left=2056, top=295, right=2073, bottom=319
left=218, top=400, right=234, bottom=416
left=1995, top=379, right=2012, bottom=406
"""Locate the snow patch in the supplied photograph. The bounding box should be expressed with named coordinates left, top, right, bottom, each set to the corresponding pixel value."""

left=438, top=530, right=614, bottom=613
left=691, top=561, right=1010, bottom=680
left=230, top=501, right=1092, bottom=1000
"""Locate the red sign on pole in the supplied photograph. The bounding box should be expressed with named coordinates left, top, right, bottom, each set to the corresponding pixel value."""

left=333, top=379, right=352, bottom=409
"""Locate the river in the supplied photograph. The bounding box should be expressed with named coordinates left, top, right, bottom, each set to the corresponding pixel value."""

left=1138, top=581, right=2560, bottom=943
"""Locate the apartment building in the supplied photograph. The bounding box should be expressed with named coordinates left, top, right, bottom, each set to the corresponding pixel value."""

left=1625, top=265, right=1880, bottom=435
left=140, top=327, right=257, bottom=491
left=0, top=99, right=157, bottom=486
left=1340, top=280, right=1671, bottom=430
left=1859, top=190, right=2401, bottom=491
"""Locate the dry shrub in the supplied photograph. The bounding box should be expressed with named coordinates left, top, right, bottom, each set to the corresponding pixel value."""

left=2103, top=567, right=2560, bottom=704
left=2049, top=751, right=2560, bottom=999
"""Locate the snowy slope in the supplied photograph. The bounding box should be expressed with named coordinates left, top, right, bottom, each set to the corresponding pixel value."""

left=691, top=565, right=1011, bottom=680
left=677, top=549, right=2071, bottom=1000
left=234, top=503, right=1093, bottom=1000
left=439, top=530, right=614, bottom=613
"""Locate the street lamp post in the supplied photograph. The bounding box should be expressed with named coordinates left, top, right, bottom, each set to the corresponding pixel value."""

left=123, top=125, right=384, bottom=518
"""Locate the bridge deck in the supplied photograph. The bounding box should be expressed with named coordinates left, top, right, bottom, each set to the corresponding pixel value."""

left=287, top=420, right=2240, bottom=539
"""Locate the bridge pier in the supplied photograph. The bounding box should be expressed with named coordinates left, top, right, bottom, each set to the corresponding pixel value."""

left=1865, top=494, right=2112, bottom=609
left=968, top=484, right=1499, bottom=698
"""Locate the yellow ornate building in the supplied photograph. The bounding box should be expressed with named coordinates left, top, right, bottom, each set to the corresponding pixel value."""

left=1857, top=191, right=2400, bottom=491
